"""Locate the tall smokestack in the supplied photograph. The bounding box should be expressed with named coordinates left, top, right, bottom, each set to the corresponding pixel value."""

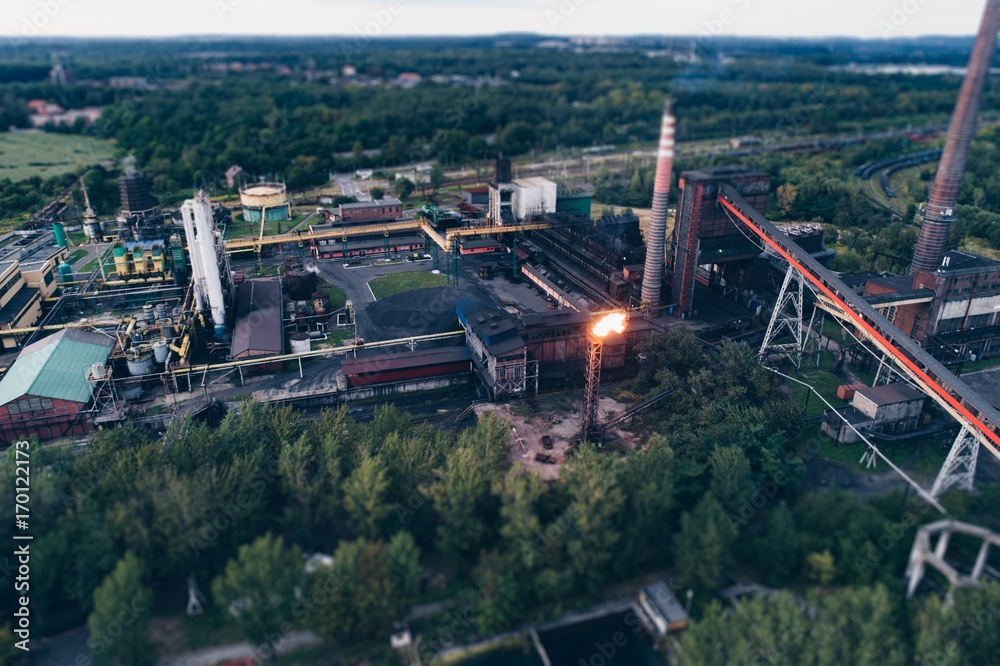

left=912, top=0, right=1000, bottom=274
left=641, top=99, right=674, bottom=308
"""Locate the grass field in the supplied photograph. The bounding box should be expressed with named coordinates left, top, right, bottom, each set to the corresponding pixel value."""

left=368, top=271, right=447, bottom=300
left=0, top=131, right=115, bottom=181
left=316, top=278, right=348, bottom=310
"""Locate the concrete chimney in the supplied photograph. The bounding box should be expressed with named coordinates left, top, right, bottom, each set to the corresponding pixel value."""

left=911, top=0, right=1000, bottom=274
left=641, top=99, right=675, bottom=308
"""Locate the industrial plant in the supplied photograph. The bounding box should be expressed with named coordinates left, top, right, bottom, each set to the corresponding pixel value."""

left=1, top=4, right=999, bottom=520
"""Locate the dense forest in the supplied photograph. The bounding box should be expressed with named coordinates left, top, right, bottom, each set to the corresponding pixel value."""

left=3, top=331, right=999, bottom=663
left=5, top=36, right=1000, bottom=209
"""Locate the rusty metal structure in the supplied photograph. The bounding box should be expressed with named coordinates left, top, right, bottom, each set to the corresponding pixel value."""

left=911, top=0, right=1000, bottom=274
left=641, top=100, right=675, bottom=311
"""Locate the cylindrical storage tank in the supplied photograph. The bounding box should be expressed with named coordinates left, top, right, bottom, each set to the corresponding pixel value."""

left=240, top=183, right=290, bottom=223
left=58, top=262, right=73, bottom=283
left=52, top=222, right=67, bottom=248
left=84, top=220, right=102, bottom=242
left=113, top=246, right=129, bottom=276
left=290, top=333, right=311, bottom=354
left=154, top=303, right=168, bottom=320
left=142, top=304, right=155, bottom=325
left=126, top=348, right=155, bottom=376
left=90, top=362, right=107, bottom=380
left=152, top=338, right=169, bottom=364
left=121, top=384, right=144, bottom=400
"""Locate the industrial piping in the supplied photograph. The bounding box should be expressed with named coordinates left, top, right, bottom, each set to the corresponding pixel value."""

left=911, top=0, right=1000, bottom=274
left=641, top=99, right=675, bottom=309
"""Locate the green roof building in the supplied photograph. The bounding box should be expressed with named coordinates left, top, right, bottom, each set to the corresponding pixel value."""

left=0, top=328, right=115, bottom=444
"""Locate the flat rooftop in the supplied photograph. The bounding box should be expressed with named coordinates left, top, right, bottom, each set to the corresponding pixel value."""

left=855, top=383, right=925, bottom=406
left=937, top=250, right=1000, bottom=274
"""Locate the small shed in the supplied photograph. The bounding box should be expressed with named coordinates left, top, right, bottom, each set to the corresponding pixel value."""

left=639, top=580, right=689, bottom=636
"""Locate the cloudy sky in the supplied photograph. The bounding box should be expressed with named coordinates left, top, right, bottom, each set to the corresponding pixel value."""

left=4, top=0, right=994, bottom=40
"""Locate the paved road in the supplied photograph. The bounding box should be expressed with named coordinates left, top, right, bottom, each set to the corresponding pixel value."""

left=156, top=631, right=322, bottom=666
left=33, top=626, right=89, bottom=666
left=310, top=257, right=446, bottom=341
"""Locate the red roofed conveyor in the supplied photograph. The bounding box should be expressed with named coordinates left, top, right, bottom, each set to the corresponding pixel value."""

left=718, top=184, right=1000, bottom=456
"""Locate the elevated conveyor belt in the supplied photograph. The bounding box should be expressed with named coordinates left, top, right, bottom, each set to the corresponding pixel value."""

left=717, top=184, right=1000, bottom=456
left=223, top=220, right=557, bottom=252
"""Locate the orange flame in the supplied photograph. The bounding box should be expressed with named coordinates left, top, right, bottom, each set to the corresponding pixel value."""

left=593, top=312, right=627, bottom=337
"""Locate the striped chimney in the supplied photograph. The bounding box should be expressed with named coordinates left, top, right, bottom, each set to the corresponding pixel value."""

left=912, top=0, right=1000, bottom=274
left=641, top=99, right=675, bottom=307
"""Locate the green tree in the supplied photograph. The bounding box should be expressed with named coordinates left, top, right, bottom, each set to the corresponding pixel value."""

left=211, top=534, right=303, bottom=653
left=393, top=177, right=415, bottom=200
left=562, top=445, right=625, bottom=592
left=616, top=433, right=676, bottom=568
left=811, top=585, right=906, bottom=665
left=429, top=164, right=446, bottom=192
left=370, top=186, right=385, bottom=199
left=473, top=550, right=524, bottom=635
left=914, top=581, right=1000, bottom=665
left=777, top=182, right=798, bottom=218
left=342, top=454, right=391, bottom=538
left=87, top=552, right=153, bottom=666
left=709, top=445, right=753, bottom=513
left=386, top=531, right=423, bottom=604
left=679, top=586, right=906, bottom=666
left=674, top=495, right=735, bottom=592
left=753, top=501, right=802, bottom=585
left=426, top=446, right=494, bottom=563
left=308, top=538, right=402, bottom=642
left=806, top=550, right=836, bottom=586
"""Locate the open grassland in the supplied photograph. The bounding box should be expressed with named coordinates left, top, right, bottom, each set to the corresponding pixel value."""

left=368, top=271, right=448, bottom=300
left=0, top=131, right=115, bottom=181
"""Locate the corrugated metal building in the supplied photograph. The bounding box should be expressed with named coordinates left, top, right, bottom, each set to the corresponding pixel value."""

left=0, top=328, right=114, bottom=443
left=340, top=347, right=471, bottom=387
left=231, top=279, right=284, bottom=360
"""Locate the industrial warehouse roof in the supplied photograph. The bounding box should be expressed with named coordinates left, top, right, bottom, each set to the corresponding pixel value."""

left=21, top=245, right=65, bottom=264
left=230, top=279, right=284, bottom=359
left=0, top=328, right=114, bottom=406
left=937, top=250, right=1000, bottom=274
left=340, top=197, right=402, bottom=210
left=855, top=383, right=925, bottom=407
left=341, top=347, right=471, bottom=375
left=0, top=288, right=39, bottom=325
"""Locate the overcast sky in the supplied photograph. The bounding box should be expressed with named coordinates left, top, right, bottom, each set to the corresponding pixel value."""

left=3, top=0, right=994, bottom=40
